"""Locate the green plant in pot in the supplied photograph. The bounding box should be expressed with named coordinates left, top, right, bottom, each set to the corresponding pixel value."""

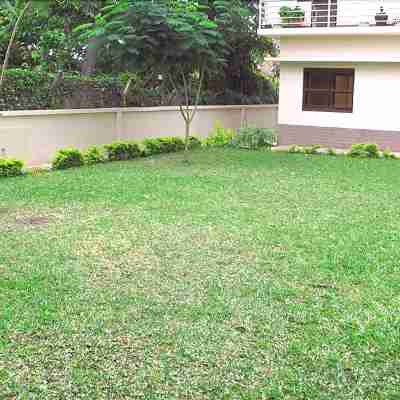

left=279, top=6, right=305, bottom=28
left=375, top=6, right=388, bottom=26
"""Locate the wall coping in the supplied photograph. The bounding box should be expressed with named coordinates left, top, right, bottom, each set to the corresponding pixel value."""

left=0, top=104, right=278, bottom=118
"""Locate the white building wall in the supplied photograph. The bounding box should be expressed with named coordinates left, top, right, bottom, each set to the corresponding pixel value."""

left=279, top=62, right=400, bottom=131
left=280, top=35, right=400, bottom=62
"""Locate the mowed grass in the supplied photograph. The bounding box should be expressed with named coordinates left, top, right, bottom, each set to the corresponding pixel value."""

left=1, top=149, right=400, bottom=399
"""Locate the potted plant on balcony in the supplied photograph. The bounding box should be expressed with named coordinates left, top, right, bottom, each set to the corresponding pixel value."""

left=375, top=6, right=389, bottom=26
left=279, top=6, right=305, bottom=28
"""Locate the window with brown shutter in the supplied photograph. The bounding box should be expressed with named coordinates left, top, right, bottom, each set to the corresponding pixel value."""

left=303, top=68, right=354, bottom=113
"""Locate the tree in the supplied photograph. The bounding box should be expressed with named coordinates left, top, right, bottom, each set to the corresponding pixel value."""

left=0, top=0, right=33, bottom=87
left=80, top=0, right=228, bottom=159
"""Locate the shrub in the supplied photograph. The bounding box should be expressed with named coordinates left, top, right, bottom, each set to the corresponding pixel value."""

left=158, top=137, right=185, bottom=153
left=327, top=147, right=337, bottom=156
left=204, top=121, right=235, bottom=147
left=0, top=158, right=24, bottom=177
left=288, top=145, right=302, bottom=154
left=304, top=144, right=321, bottom=155
left=83, top=146, right=107, bottom=165
left=52, top=148, right=84, bottom=170
left=231, top=126, right=277, bottom=150
left=104, top=141, right=141, bottom=161
left=188, top=136, right=202, bottom=149
left=142, top=136, right=187, bottom=156
left=364, top=143, right=380, bottom=158
left=348, top=143, right=380, bottom=158
left=382, top=148, right=398, bottom=160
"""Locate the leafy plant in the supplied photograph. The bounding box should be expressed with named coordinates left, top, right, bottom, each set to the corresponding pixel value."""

left=327, top=148, right=337, bottom=156
left=142, top=137, right=185, bottom=156
left=279, top=6, right=305, bottom=26
left=83, top=146, right=107, bottom=165
left=288, top=145, right=302, bottom=154
left=0, top=157, right=24, bottom=177
left=304, top=144, right=321, bottom=155
left=382, top=148, right=398, bottom=160
left=52, top=148, right=84, bottom=170
left=204, top=121, right=235, bottom=147
left=78, top=0, right=229, bottom=160
left=348, top=143, right=380, bottom=158
left=104, top=141, right=141, bottom=161
left=188, top=136, right=202, bottom=150
left=231, top=126, right=277, bottom=150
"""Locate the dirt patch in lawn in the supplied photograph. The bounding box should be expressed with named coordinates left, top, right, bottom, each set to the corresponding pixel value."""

left=15, top=216, right=50, bottom=227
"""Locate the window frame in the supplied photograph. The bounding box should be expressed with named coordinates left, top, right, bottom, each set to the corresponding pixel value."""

left=302, top=68, right=355, bottom=113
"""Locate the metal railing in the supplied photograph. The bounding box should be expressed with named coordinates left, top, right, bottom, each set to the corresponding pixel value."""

left=259, top=0, right=400, bottom=29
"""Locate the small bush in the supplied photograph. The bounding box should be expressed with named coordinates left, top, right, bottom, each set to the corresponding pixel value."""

left=0, top=158, right=24, bottom=177
left=84, top=146, right=107, bottom=165
left=158, top=137, right=185, bottom=153
left=304, top=144, right=321, bottom=155
left=348, top=143, right=380, bottom=158
left=382, top=148, right=398, bottom=160
left=204, top=121, right=235, bottom=147
left=364, top=143, right=380, bottom=158
left=327, top=148, right=337, bottom=156
left=104, top=141, right=141, bottom=161
left=52, top=148, right=84, bottom=170
left=142, top=136, right=186, bottom=156
left=188, top=136, right=202, bottom=149
left=288, top=145, right=302, bottom=154
left=231, top=126, right=277, bottom=150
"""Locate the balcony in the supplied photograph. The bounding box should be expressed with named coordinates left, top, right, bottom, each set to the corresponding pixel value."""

left=259, top=0, right=400, bottom=36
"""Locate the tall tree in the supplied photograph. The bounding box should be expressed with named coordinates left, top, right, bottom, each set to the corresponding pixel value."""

left=80, top=0, right=228, bottom=158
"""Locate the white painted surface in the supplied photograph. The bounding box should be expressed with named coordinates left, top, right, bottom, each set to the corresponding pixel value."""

left=280, top=35, right=400, bottom=63
left=279, top=62, right=400, bottom=131
left=0, top=105, right=278, bottom=165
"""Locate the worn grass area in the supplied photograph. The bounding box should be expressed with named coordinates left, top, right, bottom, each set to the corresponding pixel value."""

left=1, top=149, right=400, bottom=399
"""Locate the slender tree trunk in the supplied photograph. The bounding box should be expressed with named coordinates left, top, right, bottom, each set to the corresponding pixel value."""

left=81, top=37, right=98, bottom=76
left=0, top=1, right=32, bottom=88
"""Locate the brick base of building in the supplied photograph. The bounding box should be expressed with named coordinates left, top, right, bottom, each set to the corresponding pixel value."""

left=279, top=124, right=400, bottom=151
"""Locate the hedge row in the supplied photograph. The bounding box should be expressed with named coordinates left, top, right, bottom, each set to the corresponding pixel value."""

left=288, top=143, right=399, bottom=159
left=0, top=136, right=202, bottom=178
left=52, top=136, right=202, bottom=170
left=0, top=69, right=277, bottom=111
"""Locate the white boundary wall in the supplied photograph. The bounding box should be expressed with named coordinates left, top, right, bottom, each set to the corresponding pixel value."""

left=0, top=105, right=278, bottom=165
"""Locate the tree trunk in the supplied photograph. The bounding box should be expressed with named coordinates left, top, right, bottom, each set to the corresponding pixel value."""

left=0, top=1, right=32, bottom=88
left=81, top=37, right=98, bottom=76
left=184, top=118, right=191, bottom=160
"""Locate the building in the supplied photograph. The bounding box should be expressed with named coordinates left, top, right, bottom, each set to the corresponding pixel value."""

left=258, top=0, right=400, bottom=150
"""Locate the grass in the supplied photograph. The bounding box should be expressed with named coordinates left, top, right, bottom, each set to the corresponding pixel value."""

left=1, top=148, right=400, bottom=399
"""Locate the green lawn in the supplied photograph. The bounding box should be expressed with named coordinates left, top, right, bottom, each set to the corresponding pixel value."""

left=1, top=149, right=400, bottom=399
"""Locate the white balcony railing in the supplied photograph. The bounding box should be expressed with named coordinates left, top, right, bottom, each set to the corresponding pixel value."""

left=259, top=0, right=400, bottom=29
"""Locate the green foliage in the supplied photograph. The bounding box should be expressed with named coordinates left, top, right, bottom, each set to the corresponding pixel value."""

left=188, top=136, right=202, bottom=150
left=231, top=126, right=277, bottom=150
left=348, top=143, right=380, bottom=158
left=288, top=145, right=302, bottom=154
left=142, top=137, right=185, bottom=156
left=382, top=148, right=398, bottom=160
left=104, top=141, right=141, bottom=162
left=304, top=144, right=321, bottom=155
left=52, top=148, right=84, bottom=170
left=83, top=145, right=107, bottom=165
left=204, top=121, right=235, bottom=147
left=279, top=6, right=305, bottom=25
left=0, top=68, right=275, bottom=111
left=0, top=157, right=24, bottom=177
left=327, top=147, right=337, bottom=156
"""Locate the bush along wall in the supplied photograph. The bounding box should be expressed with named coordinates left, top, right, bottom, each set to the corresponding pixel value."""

left=0, top=158, right=24, bottom=177
left=0, top=69, right=277, bottom=111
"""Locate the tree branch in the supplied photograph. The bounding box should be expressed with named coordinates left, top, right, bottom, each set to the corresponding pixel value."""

left=0, top=1, right=32, bottom=88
